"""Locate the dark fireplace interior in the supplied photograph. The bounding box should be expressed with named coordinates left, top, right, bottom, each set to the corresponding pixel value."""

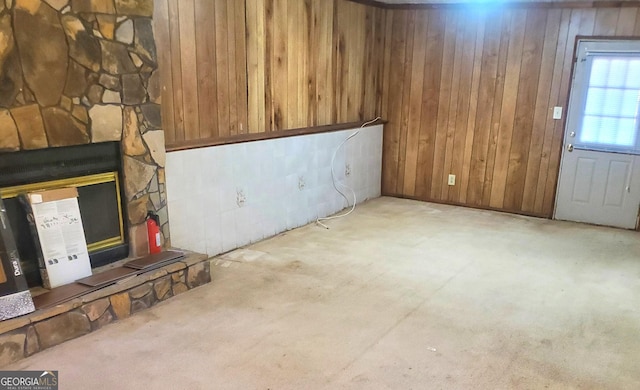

left=0, top=142, right=129, bottom=287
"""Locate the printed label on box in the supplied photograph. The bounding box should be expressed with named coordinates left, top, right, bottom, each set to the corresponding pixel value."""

left=30, top=193, right=91, bottom=288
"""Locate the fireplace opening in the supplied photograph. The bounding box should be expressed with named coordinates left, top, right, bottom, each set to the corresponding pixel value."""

left=0, top=142, right=129, bottom=287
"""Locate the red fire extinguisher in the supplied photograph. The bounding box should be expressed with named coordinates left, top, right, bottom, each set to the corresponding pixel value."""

left=146, top=211, right=162, bottom=254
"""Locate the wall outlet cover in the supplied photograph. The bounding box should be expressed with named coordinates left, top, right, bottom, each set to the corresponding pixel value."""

left=553, top=106, right=563, bottom=120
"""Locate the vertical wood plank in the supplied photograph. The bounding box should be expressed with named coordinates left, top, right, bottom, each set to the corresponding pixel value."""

left=314, top=0, right=334, bottom=125
left=430, top=10, right=457, bottom=200
left=415, top=10, right=444, bottom=200
left=337, top=2, right=349, bottom=122
left=167, top=0, right=184, bottom=142
left=447, top=11, right=478, bottom=203
left=235, top=0, right=249, bottom=134
left=214, top=0, right=230, bottom=137
left=304, top=0, right=320, bottom=126
left=324, top=0, right=336, bottom=125
left=503, top=9, right=547, bottom=211
left=255, top=0, right=266, bottom=133
left=226, top=0, right=239, bottom=135
left=380, top=8, right=394, bottom=194
left=481, top=10, right=512, bottom=207
left=534, top=8, right=572, bottom=215
left=593, top=8, right=618, bottom=35
left=440, top=12, right=465, bottom=200
left=342, top=2, right=364, bottom=122
left=466, top=10, right=502, bottom=206
left=332, top=2, right=343, bottom=123
left=458, top=11, right=485, bottom=204
left=298, top=0, right=308, bottom=128
left=357, top=4, right=367, bottom=120
left=178, top=0, right=200, bottom=139
left=489, top=9, right=527, bottom=209
left=402, top=12, right=428, bottom=197
left=195, top=0, right=217, bottom=139
left=361, top=5, right=375, bottom=120
left=314, top=0, right=329, bottom=125
left=153, top=0, right=175, bottom=144
left=578, top=8, right=597, bottom=35
left=373, top=8, right=388, bottom=117
left=246, top=0, right=259, bottom=133
left=395, top=11, right=415, bottom=194
left=382, top=10, right=408, bottom=195
left=304, top=0, right=315, bottom=126
left=287, top=0, right=299, bottom=129
left=380, top=9, right=394, bottom=125
left=615, top=8, right=636, bottom=36
left=521, top=9, right=560, bottom=213
left=264, top=0, right=274, bottom=131
left=273, top=0, right=287, bottom=130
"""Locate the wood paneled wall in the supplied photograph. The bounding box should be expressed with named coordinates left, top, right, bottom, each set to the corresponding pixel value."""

left=154, top=0, right=248, bottom=144
left=381, top=6, right=640, bottom=217
left=154, top=0, right=640, bottom=217
left=153, top=0, right=386, bottom=146
left=246, top=0, right=386, bottom=131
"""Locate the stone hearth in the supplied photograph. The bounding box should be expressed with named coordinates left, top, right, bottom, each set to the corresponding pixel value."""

left=0, top=0, right=169, bottom=257
left=0, top=252, right=211, bottom=366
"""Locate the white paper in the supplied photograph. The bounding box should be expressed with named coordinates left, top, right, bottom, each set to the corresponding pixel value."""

left=30, top=194, right=43, bottom=204
left=32, top=197, right=92, bottom=288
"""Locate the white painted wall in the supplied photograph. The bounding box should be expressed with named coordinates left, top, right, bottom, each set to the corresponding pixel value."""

left=165, top=125, right=383, bottom=256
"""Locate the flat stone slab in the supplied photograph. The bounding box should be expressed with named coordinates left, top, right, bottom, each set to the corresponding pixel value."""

left=0, top=251, right=212, bottom=367
left=5, top=251, right=208, bottom=333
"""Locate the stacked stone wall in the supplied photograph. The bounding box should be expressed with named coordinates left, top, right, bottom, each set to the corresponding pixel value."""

left=0, top=0, right=169, bottom=252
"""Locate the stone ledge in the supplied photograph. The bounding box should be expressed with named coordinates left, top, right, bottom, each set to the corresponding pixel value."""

left=0, top=251, right=211, bottom=367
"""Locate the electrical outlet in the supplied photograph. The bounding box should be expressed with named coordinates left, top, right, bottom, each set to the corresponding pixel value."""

left=236, top=189, right=246, bottom=207
left=298, top=176, right=305, bottom=190
left=448, top=174, right=456, bottom=186
left=345, top=164, right=351, bottom=177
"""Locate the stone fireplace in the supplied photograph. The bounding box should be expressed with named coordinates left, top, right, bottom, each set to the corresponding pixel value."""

left=0, top=0, right=170, bottom=285
left=0, top=0, right=215, bottom=367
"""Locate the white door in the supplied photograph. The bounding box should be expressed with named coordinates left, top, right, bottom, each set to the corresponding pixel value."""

left=555, top=40, right=640, bottom=229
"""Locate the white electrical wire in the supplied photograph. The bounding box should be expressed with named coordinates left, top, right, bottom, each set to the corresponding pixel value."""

left=316, top=117, right=381, bottom=229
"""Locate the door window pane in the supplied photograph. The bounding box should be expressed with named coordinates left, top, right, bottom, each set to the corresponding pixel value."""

left=626, top=61, right=640, bottom=88
left=607, top=59, right=628, bottom=87
left=577, top=56, right=640, bottom=152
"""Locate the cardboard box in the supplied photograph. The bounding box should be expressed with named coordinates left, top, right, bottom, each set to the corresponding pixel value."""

left=0, top=196, right=35, bottom=320
left=24, top=188, right=92, bottom=289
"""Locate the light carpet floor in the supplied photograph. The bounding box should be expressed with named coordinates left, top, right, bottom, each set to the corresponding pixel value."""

left=8, top=197, right=640, bottom=389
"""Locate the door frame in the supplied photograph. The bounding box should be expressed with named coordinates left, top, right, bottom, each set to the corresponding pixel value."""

left=553, top=36, right=640, bottom=229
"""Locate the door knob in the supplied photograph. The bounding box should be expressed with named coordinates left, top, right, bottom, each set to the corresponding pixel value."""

left=567, top=144, right=574, bottom=152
